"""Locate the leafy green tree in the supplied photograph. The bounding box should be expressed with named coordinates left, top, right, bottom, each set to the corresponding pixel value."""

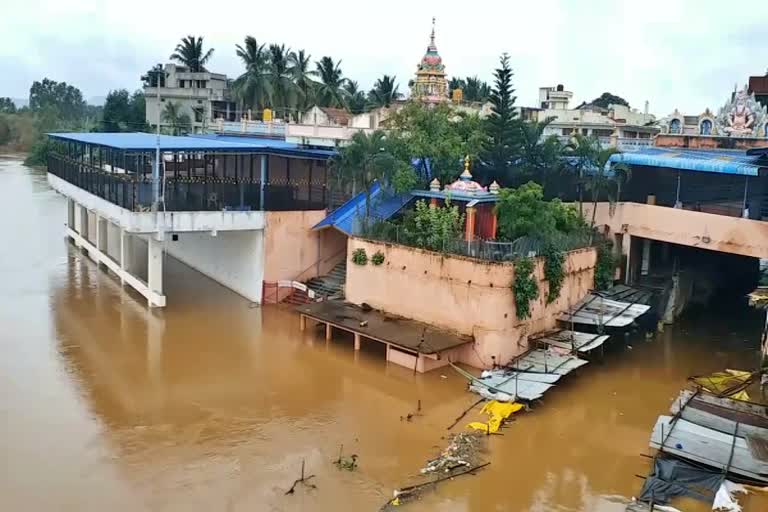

left=234, top=36, right=272, bottom=113
left=496, top=181, right=556, bottom=240
left=29, top=78, right=86, bottom=120
left=463, top=76, right=491, bottom=103
left=0, top=98, right=16, bottom=114
left=170, top=36, right=214, bottom=72
left=587, top=92, right=629, bottom=109
left=368, top=75, right=401, bottom=108
left=402, top=199, right=464, bottom=252
left=315, top=56, right=347, bottom=108
left=480, top=54, right=521, bottom=185
left=344, top=81, right=367, bottom=115
left=102, top=89, right=146, bottom=132
left=331, top=130, right=400, bottom=218
left=161, top=101, right=191, bottom=135
left=387, top=102, right=486, bottom=184
left=289, top=49, right=317, bottom=117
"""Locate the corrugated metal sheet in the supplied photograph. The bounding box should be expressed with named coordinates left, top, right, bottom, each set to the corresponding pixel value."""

left=559, top=294, right=650, bottom=327
left=531, top=329, right=610, bottom=353
left=469, top=369, right=558, bottom=402
left=610, top=147, right=764, bottom=176
left=312, top=181, right=411, bottom=235
left=510, top=348, right=589, bottom=375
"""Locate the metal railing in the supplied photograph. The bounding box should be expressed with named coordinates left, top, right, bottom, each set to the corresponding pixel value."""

left=47, top=152, right=327, bottom=212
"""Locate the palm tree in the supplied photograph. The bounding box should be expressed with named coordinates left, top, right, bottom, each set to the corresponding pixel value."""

left=331, top=130, right=398, bottom=218
left=368, top=75, right=401, bottom=109
left=161, top=101, right=191, bottom=135
left=315, top=56, right=347, bottom=108
left=344, top=81, right=367, bottom=115
left=268, top=44, right=295, bottom=119
left=170, top=36, right=214, bottom=72
left=233, top=36, right=272, bottom=114
left=518, top=118, right=563, bottom=189
left=564, top=134, right=601, bottom=217
left=289, top=49, right=317, bottom=119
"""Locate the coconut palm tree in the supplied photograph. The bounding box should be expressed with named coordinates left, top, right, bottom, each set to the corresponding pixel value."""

left=518, top=117, right=563, bottom=188
left=233, top=36, right=272, bottom=114
left=161, top=101, right=191, bottom=135
left=315, top=56, right=347, bottom=108
left=368, top=75, right=401, bottom=109
left=289, top=49, right=317, bottom=119
left=331, top=130, right=398, bottom=218
left=268, top=44, right=295, bottom=119
left=564, top=134, right=601, bottom=217
left=170, top=36, right=214, bottom=72
left=344, top=81, right=367, bottom=115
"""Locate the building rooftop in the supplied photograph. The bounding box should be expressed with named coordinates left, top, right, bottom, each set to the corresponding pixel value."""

left=610, top=146, right=768, bottom=176
left=48, top=132, right=335, bottom=159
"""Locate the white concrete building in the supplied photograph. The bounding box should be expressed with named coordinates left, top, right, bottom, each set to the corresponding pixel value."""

left=144, top=63, right=237, bottom=133
left=534, top=85, right=659, bottom=149
left=45, top=132, right=344, bottom=308
left=285, top=105, right=392, bottom=148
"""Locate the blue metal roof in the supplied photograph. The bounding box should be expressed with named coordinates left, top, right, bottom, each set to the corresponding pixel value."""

left=609, top=147, right=765, bottom=176
left=48, top=132, right=335, bottom=159
left=189, top=134, right=336, bottom=159
left=313, top=182, right=412, bottom=235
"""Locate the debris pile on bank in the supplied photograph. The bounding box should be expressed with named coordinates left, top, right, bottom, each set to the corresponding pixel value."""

left=380, top=432, right=489, bottom=510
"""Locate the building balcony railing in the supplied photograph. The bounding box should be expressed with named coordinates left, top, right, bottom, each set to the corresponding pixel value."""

left=286, top=123, right=374, bottom=142
left=214, top=120, right=286, bottom=137
left=47, top=151, right=328, bottom=212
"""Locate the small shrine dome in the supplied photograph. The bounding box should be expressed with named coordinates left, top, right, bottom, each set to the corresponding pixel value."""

left=446, top=156, right=486, bottom=194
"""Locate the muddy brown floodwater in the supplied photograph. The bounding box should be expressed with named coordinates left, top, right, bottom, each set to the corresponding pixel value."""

left=2, top=155, right=768, bottom=512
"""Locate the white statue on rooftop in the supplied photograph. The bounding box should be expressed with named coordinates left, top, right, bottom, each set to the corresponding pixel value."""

left=716, top=85, right=768, bottom=137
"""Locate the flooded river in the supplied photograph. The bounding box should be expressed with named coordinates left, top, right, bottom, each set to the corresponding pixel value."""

left=2, top=155, right=767, bottom=511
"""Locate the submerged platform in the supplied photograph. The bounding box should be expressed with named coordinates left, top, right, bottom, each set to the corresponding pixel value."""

left=297, top=301, right=472, bottom=372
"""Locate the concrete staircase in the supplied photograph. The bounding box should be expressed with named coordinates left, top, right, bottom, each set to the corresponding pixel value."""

left=306, top=260, right=347, bottom=300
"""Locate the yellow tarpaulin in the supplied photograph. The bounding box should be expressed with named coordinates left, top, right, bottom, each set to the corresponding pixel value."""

left=691, top=369, right=752, bottom=401
left=467, top=400, right=524, bottom=433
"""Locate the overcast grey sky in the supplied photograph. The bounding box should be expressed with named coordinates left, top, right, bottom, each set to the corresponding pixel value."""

left=1, top=0, right=766, bottom=115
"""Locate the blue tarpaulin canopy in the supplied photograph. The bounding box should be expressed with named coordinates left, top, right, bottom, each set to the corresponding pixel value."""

left=609, top=147, right=766, bottom=177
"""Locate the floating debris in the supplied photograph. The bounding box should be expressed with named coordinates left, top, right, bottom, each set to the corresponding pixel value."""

left=421, top=432, right=485, bottom=474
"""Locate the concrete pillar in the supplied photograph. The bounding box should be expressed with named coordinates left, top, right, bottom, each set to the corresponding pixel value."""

left=77, top=205, right=89, bottom=248
left=120, top=229, right=130, bottom=284
left=354, top=332, right=361, bottom=351
left=490, top=211, right=498, bottom=240
left=325, top=323, right=332, bottom=341
left=465, top=206, right=476, bottom=242
left=67, top=198, right=75, bottom=230
left=96, top=215, right=108, bottom=253
left=300, top=315, right=306, bottom=331
left=147, top=236, right=163, bottom=304
left=622, top=234, right=632, bottom=284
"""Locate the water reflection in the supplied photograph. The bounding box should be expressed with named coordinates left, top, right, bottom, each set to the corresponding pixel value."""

left=3, top=157, right=768, bottom=511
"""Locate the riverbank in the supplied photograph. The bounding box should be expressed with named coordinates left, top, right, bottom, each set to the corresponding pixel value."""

left=2, top=156, right=767, bottom=511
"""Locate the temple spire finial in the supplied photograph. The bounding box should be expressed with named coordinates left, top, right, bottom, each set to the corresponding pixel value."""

left=430, top=17, right=436, bottom=47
